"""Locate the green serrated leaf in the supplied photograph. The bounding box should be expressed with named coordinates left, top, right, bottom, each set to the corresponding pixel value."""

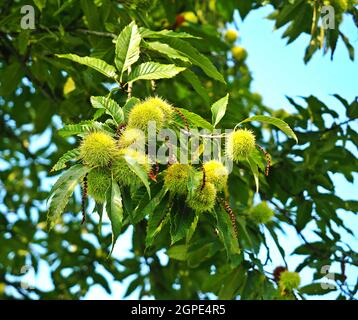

left=212, top=205, right=240, bottom=259
left=211, top=94, right=229, bottom=127
left=187, top=241, right=221, bottom=268
left=187, top=169, right=201, bottom=199
left=96, top=202, right=104, bottom=236
left=115, top=21, right=141, bottom=77
left=170, top=202, right=196, bottom=245
left=175, top=108, right=213, bottom=130
left=218, top=266, right=245, bottom=299
left=296, top=201, right=313, bottom=231
left=300, top=283, right=336, bottom=295
left=186, top=213, right=199, bottom=243
left=247, top=155, right=260, bottom=193
left=123, top=97, right=141, bottom=121
left=123, top=276, right=142, bottom=298
left=51, top=148, right=80, bottom=172
left=145, top=200, right=170, bottom=248
left=93, top=108, right=105, bottom=120
left=340, top=32, right=354, bottom=61
left=123, top=154, right=151, bottom=198
left=146, top=41, right=189, bottom=62
left=160, top=37, right=225, bottom=83
left=167, top=245, right=188, bottom=261
left=121, top=187, right=134, bottom=222
left=128, top=62, right=185, bottom=83
left=58, top=121, right=115, bottom=137
left=56, top=54, right=117, bottom=79
left=332, top=94, right=349, bottom=109
left=265, top=224, right=287, bottom=267
left=236, top=217, right=254, bottom=249
left=248, top=148, right=266, bottom=172
left=139, top=28, right=200, bottom=39
left=90, top=96, right=124, bottom=125
left=34, top=0, right=46, bottom=11
left=239, top=115, right=298, bottom=143
left=274, top=0, right=306, bottom=29
left=133, top=187, right=168, bottom=224
left=47, top=164, right=91, bottom=229
left=181, top=70, right=210, bottom=105
left=106, top=179, right=123, bottom=255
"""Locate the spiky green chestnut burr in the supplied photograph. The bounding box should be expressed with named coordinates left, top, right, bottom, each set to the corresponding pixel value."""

left=112, top=149, right=150, bottom=187
left=249, top=201, right=274, bottom=224
left=203, top=160, right=228, bottom=191
left=118, top=128, right=144, bottom=149
left=144, top=97, right=174, bottom=123
left=226, top=128, right=256, bottom=162
left=87, top=168, right=111, bottom=203
left=79, top=131, right=117, bottom=167
left=164, top=163, right=193, bottom=195
left=279, top=271, right=301, bottom=292
left=127, top=99, right=165, bottom=132
left=186, top=182, right=217, bottom=213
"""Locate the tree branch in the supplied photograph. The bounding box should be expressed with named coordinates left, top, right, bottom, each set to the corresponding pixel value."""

left=74, top=28, right=116, bottom=38
left=0, top=32, right=59, bottom=101
left=0, top=116, right=36, bottom=160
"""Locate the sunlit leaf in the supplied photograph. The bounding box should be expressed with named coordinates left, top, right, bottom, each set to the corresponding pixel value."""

left=139, top=28, right=200, bottom=39
left=146, top=41, right=189, bottom=62
left=115, top=21, right=141, bottom=77
left=51, top=148, right=80, bottom=172
left=56, top=54, right=117, bottom=79
left=58, top=121, right=115, bottom=137
left=90, top=96, right=124, bottom=125
left=175, top=107, right=213, bottom=130
left=127, top=62, right=185, bottom=83
left=240, top=115, right=298, bottom=143
left=211, top=94, right=229, bottom=127
left=106, top=179, right=123, bottom=255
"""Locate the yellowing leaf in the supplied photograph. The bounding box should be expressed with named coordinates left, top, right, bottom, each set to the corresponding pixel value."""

left=63, top=77, right=76, bottom=96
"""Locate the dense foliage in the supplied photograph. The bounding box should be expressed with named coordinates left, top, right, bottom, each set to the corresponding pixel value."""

left=0, top=0, right=357, bottom=300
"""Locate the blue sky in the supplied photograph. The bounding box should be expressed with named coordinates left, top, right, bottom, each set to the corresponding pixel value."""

left=231, top=6, right=358, bottom=299
left=9, top=6, right=357, bottom=300
left=237, top=7, right=358, bottom=106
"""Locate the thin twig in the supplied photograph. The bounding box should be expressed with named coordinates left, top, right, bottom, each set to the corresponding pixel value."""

left=151, top=80, right=157, bottom=94
left=75, top=28, right=116, bottom=38
left=127, top=66, right=132, bottom=99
